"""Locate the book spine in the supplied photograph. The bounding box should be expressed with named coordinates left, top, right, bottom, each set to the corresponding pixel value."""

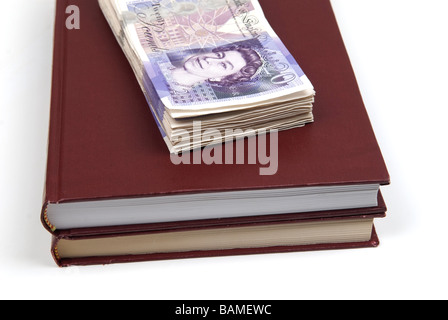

left=41, top=0, right=69, bottom=234
left=51, top=236, right=63, bottom=267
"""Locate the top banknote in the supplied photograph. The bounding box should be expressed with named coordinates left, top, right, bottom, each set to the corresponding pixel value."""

left=113, top=0, right=315, bottom=118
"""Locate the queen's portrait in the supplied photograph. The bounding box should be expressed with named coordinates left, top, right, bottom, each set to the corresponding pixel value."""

left=168, top=45, right=263, bottom=92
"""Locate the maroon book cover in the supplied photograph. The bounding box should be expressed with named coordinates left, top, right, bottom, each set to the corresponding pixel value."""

left=42, top=0, right=389, bottom=237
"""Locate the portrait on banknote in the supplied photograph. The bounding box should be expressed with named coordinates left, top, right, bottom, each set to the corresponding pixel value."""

left=148, top=37, right=307, bottom=108
left=162, top=43, right=263, bottom=93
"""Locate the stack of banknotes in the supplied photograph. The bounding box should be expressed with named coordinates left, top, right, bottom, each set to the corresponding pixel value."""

left=98, top=0, right=315, bottom=153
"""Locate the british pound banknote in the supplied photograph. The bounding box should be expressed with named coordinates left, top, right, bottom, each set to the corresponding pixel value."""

left=99, top=0, right=315, bottom=152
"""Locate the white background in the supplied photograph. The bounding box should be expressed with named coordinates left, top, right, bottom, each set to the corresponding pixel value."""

left=1, top=0, right=447, bottom=300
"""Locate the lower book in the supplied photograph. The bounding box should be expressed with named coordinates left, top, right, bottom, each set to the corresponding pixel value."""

left=52, top=212, right=385, bottom=267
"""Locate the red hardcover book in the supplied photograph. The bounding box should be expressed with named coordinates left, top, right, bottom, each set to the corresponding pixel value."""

left=53, top=217, right=385, bottom=267
left=42, top=0, right=390, bottom=265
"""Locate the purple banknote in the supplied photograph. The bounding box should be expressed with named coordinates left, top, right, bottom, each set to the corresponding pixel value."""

left=119, top=0, right=314, bottom=116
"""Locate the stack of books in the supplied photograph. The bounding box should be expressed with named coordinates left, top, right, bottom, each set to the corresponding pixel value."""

left=42, top=0, right=389, bottom=267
